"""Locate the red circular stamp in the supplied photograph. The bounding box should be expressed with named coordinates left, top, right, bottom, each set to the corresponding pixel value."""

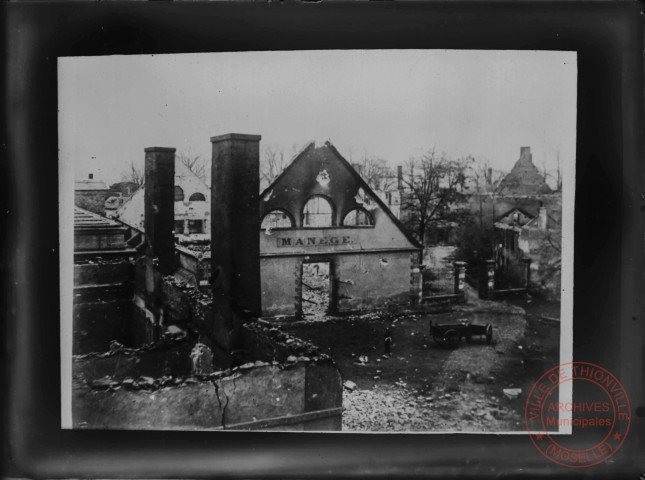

left=525, top=362, right=631, bottom=468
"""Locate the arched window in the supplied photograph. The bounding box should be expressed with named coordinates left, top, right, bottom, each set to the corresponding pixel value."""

left=302, top=196, right=333, bottom=227
left=189, top=192, right=206, bottom=201
left=342, top=207, right=374, bottom=227
left=261, top=209, right=294, bottom=229
left=174, top=186, right=185, bottom=201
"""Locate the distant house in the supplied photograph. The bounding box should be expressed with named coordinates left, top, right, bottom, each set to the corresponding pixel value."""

left=74, top=174, right=110, bottom=215
left=494, top=203, right=561, bottom=298
left=112, top=160, right=211, bottom=239
left=104, top=181, right=141, bottom=216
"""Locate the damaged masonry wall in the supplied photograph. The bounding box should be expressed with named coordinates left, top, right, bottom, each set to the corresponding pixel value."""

left=73, top=282, right=342, bottom=430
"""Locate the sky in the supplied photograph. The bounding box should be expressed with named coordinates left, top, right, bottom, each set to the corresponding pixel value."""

left=59, top=50, right=577, bottom=187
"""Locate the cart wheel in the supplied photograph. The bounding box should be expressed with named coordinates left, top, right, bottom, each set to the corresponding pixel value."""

left=486, top=325, right=493, bottom=345
left=442, top=329, right=460, bottom=349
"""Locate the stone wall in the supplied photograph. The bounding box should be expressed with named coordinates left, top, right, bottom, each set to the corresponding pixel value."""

left=335, top=251, right=414, bottom=312
left=73, top=260, right=135, bottom=354
left=260, top=256, right=301, bottom=317
left=73, top=346, right=342, bottom=431
left=259, top=251, right=415, bottom=318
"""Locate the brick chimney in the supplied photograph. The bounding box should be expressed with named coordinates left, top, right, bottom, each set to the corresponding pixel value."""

left=88, top=173, right=94, bottom=180
left=397, top=165, right=403, bottom=190
left=520, top=146, right=532, bottom=161
left=144, top=147, right=176, bottom=274
left=210, top=133, right=261, bottom=351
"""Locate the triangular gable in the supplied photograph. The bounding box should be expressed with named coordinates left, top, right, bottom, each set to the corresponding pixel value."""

left=260, top=141, right=421, bottom=251
left=323, top=142, right=421, bottom=249
left=496, top=207, right=535, bottom=223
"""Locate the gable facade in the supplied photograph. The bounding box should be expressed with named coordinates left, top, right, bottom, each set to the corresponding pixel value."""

left=259, top=142, right=421, bottom=318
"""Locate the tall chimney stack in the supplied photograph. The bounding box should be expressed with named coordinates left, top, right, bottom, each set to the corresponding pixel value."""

left=210, top=133, right=261, bottom=351
left=397, top=165, right=403, bottom=190
left=144, top=147, right=176, bottom=275
left=520, top=146, right=532, bottom=161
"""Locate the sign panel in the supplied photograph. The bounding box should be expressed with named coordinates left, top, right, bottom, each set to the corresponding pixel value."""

left=276, top=235, right=356, bottom=248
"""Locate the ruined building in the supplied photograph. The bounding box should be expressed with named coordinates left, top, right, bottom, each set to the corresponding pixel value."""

left=495, top=146, right=552, bottom=196
left=72, top=134, right=342, bottom=431
left=111, top=159, right=211, bottom=239
left=74, top=174, right=111, bottom=215
left=259, top=142, right=422, bottom=318
left=489, top=147, right=562, bottom=298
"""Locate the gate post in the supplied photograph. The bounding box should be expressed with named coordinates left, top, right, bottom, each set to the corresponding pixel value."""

left=480, top=259, right=496, bottom=299
left=410, top=251, right=422, bottom=306
left=453, top=261, right=467, bottom=294
left=522, top=258, right=532, bottom=288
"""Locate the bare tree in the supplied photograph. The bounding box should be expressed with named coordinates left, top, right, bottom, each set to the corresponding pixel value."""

left=359, top=155, right=395, bottom=192
left=467, top=158, right=505, bottom=194
left=260, top=144, right=289, bottom=190
left=541, top=151, right=562, bottom=192
left=120, top=161, right=144, bottom=186
left=177, top=150, right=209, bottom=184
left=400, top=149, right=467, bottom=249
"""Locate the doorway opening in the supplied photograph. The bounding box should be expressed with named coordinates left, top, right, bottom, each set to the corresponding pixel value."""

left=301, top=261, right=332, bottom=319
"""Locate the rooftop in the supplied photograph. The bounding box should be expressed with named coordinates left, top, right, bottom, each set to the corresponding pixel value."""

left=75, top=179, right=109, bottom=191
left=74, top=206, right=123, bottom=230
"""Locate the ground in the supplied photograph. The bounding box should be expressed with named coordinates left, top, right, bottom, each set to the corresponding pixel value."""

left=280, top=245, right=561, bottom=432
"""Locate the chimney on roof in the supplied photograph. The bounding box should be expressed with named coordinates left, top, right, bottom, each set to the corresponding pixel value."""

left=88, top=173, right=94, bottom=180
left=397, top=165, right=403, bottom=190
left=210, top=133, right=262, bottom=353
left=520, top=146, right=532, bottom=161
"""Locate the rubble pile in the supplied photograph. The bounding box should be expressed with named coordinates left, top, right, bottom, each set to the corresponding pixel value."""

left=243, top=319, right=330, bottom=362
left=342, top=382, right=522, bottom=432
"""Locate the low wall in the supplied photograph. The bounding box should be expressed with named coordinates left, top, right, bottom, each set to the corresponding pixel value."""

left=73, top=355, right=342, bottom=431
left=74, top=260, right=134, bottom=286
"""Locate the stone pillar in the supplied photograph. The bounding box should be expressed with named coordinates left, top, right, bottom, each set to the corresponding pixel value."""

left=210, top=133, right=261, bottom=351
left=410, top=251, right=422, bottom=305
left=480, top=259, right=496, bottom=299
left=522, top=258, right=532, bottom=288
left=453, top=261, right=467, bottom=294
left=144, top=147, right=176, bottom=275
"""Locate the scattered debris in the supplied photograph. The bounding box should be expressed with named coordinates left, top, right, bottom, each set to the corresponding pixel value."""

left=344, top=380, right=357, bottom=392
left=503, top=388, right=522, bottom=400
left=190, top=343, right=214, bottom=376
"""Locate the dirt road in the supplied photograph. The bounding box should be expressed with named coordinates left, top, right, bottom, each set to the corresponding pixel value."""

left=282, top=299, right=560, bottom=432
